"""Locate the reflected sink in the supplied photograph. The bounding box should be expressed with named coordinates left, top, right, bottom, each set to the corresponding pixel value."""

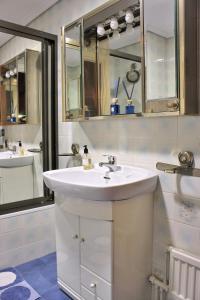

left=0, top=151, right=34, bottom=168
left=43, top=165, right=158, bottom=201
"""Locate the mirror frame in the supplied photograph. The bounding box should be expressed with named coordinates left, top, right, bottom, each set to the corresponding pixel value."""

left=0, top=19, right=58, bottom=214
left=61, top=0, right=200, bottom=120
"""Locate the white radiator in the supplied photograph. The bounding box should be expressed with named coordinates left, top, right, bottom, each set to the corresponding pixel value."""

left=169, top=247, right=200, bottom=300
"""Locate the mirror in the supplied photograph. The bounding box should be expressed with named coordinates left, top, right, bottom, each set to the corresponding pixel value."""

left=144, top=0, right=178, bottom=113
left=62, top=0, right=200, bottom=119
left=94, top=1, right=142, bottom=115
left=64, top=23, right=83, bottom=119
left=63, top=0, right=143, bottom=119
left=0, top=37, right=42, bottom=124
left=0, top=33, right=43, bottom=206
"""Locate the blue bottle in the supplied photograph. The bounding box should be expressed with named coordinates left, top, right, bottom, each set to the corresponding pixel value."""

left=110, top=98, right=120, bottom=115
left=125, top=100, right=135, bottom=114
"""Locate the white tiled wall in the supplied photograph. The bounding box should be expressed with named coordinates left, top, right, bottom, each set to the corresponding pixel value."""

left=59, top=115, right=200, bottom=283
left=146, top=31, right=176, bottom=99
left=0, top=205, right=56, bottom=269
left=1, top=0, right=200, bottom=285
left=4, top=124, right=42, bottom=145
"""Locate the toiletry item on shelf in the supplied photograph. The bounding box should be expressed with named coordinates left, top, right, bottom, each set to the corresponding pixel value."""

left=11, top=106, right=17, bottom=123
left=18, top=141, right=25, bottom=156
left=11, top=113, right=16, bottom=123
left=82, top=145, right=94, bottom=170
left=110, top=98, right=120, bottom=115
left=114, top=77, right=120, bottom=98
left=122, top=80, right=136, bottom=114
left=126, top=99, right=135, bottom=114
left=110, top=77, right=121, bottom=115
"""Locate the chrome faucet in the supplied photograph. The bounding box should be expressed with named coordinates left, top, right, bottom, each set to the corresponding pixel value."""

left=9, top=145, right=17, bottom=154
left=99, top=155, right=121, bottom=172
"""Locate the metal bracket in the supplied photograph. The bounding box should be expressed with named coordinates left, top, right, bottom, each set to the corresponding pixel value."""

left=156, top=151, right=200, bottom=177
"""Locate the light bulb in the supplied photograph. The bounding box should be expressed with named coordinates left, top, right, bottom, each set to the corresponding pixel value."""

left=125, top=9, right=134, bottom=24
left=9, top=70, right=15, bottom=77
left=5, top=71, right=10, bottom=79
left=97, top=23, right=105, bottom=36
left=110, top=17, right=118, bottom=30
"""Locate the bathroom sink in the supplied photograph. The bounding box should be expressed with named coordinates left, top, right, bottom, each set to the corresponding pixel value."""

left=0, top=151, right=34, bottom=168
left=43, top=165, right=158, bottom=201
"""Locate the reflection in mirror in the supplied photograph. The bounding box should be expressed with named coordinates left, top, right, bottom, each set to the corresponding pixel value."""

left=84, top=32, right=98, bottom=117
left=144, top=0, right=178, bottom=111
left=0, top=33, right=43, bottom=205
left=85, top=0, right=142, bottom=116
left=66, top=47, right=81, bottom=117
left=64, top=23, right=83, bottom=119
left=0, top=36, right=41, bottom=124
left=63, top=0, right=142, bottom=119
left=106, top=25, right=142, bottom=115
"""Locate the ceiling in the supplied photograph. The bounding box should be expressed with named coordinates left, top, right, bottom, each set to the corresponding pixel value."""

left=0, top=0, right=60, bottom=47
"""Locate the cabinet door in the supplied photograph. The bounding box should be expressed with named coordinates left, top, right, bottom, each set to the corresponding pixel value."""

left=80, top=217, right=112, bottom=282
left=55, top=205, right=80, bottom=294
left=2, top=166, right=33, bottom=203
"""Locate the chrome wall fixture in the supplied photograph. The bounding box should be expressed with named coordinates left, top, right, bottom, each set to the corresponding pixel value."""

left=156, top=151, right=200, bottom=177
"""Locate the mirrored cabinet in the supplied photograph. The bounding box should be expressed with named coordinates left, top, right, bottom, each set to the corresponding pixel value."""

left=62, top=0, right=200, bottom=121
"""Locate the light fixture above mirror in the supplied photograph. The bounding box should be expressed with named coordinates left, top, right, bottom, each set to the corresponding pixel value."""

left=95, top=2, right=140, bottom=40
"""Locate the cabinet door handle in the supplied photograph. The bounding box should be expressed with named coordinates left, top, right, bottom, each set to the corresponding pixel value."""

left=90, top=283, right=96, bottom=288
left=72, top=234, right=79, bottom=239
left=80, top=237, right=85, bottom=243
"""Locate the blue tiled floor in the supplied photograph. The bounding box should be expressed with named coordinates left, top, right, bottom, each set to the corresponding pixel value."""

left=14, top=252, right=71, bottom=300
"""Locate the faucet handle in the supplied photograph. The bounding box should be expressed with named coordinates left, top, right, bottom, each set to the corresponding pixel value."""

left=103, top=154, right=116, bottom=165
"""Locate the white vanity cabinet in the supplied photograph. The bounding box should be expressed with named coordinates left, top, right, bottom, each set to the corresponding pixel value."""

left=0, top=165, right=34, bottom=204
left=55, top=200, right=112, bottom=300
left=56, top=208, right=81, bottom=296
left=55, top=192, right=153, bottom=300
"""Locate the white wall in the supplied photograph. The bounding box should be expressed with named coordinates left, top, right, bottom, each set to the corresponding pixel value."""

left=1, top=0, right=200, bottom=286
left=0, top=37, right=41, bottom=65
left=146, top=31, right=176, bottom=99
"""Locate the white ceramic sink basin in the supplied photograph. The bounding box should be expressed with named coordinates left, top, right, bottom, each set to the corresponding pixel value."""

left=0, top=151, right=34, bottom=168
left=43, top=165, right=158, bottom=201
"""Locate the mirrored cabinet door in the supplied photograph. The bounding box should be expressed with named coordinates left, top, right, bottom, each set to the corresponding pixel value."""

left=144, top=0, right=179, bottom=113
left=95, top=0, right=143, bottom=116
left=63, top=22, right=83, bottom=120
